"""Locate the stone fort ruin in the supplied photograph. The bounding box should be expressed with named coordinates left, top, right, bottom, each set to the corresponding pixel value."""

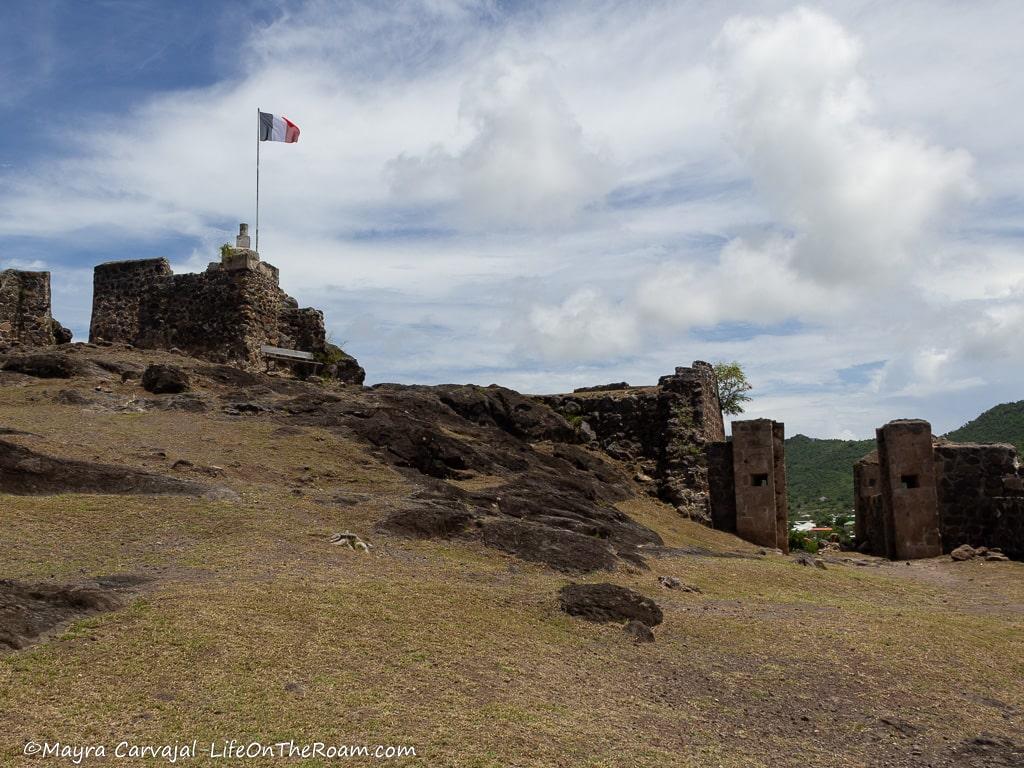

left=89, top=224, right=328, bottom=368
left=0, top=269, right=71, bottom=349
left=855, top=419, right=1023, bottom=560
left=540, top=362, right=727, bottom=518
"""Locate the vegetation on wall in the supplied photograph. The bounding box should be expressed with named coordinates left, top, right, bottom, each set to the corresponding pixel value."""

left=713, top=361, right=752, bottom=416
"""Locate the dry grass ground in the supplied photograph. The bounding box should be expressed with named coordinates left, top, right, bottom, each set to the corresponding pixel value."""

left=1, top=361, right=1022, bottom=767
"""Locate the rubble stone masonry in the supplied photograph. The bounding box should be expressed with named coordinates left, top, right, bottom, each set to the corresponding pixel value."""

left=89, top=226, right=326, bottom=368
left=538, top=362, right=725, bottom=518
left=0, top=270, right=69, bottom=348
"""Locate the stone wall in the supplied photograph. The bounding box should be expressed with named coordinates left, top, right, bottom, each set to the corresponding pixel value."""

left=89, top=229, right=330, bottom=369
left=538, top=361, right=725, bottom=518
left=708, top=419, right=789, bottom=551
left=934, top=442, right=1024, bottom=560
left=853, top=452, right=885, bottom=554
left=0, top=270, right=70, bottom=349
left=854, top=422, right=1024, bottom=560
left=707, top=441, right=736, bottom=532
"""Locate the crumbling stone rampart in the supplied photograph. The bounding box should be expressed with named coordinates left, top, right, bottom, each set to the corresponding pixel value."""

left=855, top=420, right=1024, bottom=560
left=89, top=225, right=327, bottom=368
left=0, top=270, right=70, bottom=349
left=538, top=362, right=725, bottom=517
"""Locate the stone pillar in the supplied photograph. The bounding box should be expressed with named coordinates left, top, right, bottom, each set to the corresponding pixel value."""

left=236, top=223, right=251, bottom=249
left=876, top=420, right=942, bottom=559
left=732, top=419, right=782, bottom=549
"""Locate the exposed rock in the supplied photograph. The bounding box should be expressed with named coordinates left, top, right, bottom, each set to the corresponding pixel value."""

left=573, top=382, right=630, bottom=393
left=0, top=438, right=211, bottom=496
left=426, top=384, right=577, bottom=443
left=658, top=575, right=701, bottom=592
left=381, top=505, right=475, bottom=539
left=951, top=544, right=977, bottom=561
left=482, top=519, right=619, bottom=573
left=54, top=389, right=94, bottom=406
left=623, top=619, right=655, bottom=643
left=142, top=364, right=190, bottom=394
left=321, top=345, right=366, bottom=385
left=0, top=576, right=147, bottom=650
left=558, top=583, right=664, bottom=626
left=51, top=319, right=73, bottom=345
left=1, top=352, right=88, bottom=379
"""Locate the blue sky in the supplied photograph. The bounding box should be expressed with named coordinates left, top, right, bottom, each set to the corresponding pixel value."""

left=1, top=0, right=1022, bottom=439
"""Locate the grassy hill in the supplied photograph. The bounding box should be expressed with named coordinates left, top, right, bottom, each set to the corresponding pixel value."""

left=944, top=400, right=1024, bottom=451
left=2, top=347, right=1023, bottom=766
left=786, top=400, right=1024, bottom=522
left=785, top=434, right=874, bottom=521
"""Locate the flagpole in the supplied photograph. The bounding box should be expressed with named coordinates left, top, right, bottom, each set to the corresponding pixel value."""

left=255, top=107, right=260, bottom=253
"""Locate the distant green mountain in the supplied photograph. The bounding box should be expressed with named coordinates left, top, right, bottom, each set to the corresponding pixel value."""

left=785, top=434, right=874, bottom=520
left=943, top=400, right=1024, bottom=452
left=784, top=400, right=1024, bottom=523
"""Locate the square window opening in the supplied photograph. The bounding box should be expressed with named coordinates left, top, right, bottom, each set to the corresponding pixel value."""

left=751, top=473, right=769, bottom=487
left=900, top=474, right=919, bottom=489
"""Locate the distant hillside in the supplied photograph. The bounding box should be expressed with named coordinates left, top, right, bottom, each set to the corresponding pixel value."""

left=943, top=400, right=1024, bottom=452
left=786, top=400, right=1024, bottom=522
left=785, top=434, right=874, bottom=520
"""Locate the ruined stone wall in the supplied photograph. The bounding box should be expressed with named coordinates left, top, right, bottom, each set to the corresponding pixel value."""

left=0, top=270, right=65, bottom=349
left=934, top=443, right=1024, bottom=559
left=537, top=361, right=725, bottom=518
left=90, top=259, right=174, bottom=345
left=707, top=441, right=736, bottom=533
left=89, top=244, right=326, bottom=368
left=855, top=428, right=1024, bottom=560
left=853, top=452, right=885, bottom=555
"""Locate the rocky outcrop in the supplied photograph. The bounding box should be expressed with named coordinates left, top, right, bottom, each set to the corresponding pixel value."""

left=0, top=438, right=213, bottom=496
left=279, top=382, right=659, bottom=572
left=558, top=583, right=664, bottom=626
left=142, top=364, right=190, bottom=394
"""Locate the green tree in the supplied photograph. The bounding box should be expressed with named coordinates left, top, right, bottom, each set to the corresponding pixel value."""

left=714, top=361, right=753, bottom=416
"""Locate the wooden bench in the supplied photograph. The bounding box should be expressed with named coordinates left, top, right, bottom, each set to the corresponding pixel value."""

left=260, top=345, right=322, bottom=373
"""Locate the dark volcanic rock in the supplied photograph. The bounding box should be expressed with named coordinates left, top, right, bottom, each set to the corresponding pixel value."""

left=283, top=383, right=660, bottom=572
left=428, top=384, right=577, bottom=442
left=142, top=364, right=190, bottom=394
left=51, top=319, right=73, bottom=345
left=0, top=438, right=211, bottom=496
left=382, top=504, right=476, bottom=539
left=54, top=389, right=94, bottom=406
left=481, top=519, right=619, bottom=572
left=623, top=619, right=655, bottom=642
left=558, top=583, right=664, bottom=626
left=1, top=353, right=88, bottom=379
left=0, top=580, right=121, bottom=650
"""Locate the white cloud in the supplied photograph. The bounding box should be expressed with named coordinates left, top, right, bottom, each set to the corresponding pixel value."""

left=713, top=6, right=977, bottom=283
left=522, top=288, right=639, bottom=362
left=387, top=53, right=614, bottom=228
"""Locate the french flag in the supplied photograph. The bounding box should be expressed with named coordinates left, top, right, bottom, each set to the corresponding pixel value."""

left=259, top=111, right=300, bottom=143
